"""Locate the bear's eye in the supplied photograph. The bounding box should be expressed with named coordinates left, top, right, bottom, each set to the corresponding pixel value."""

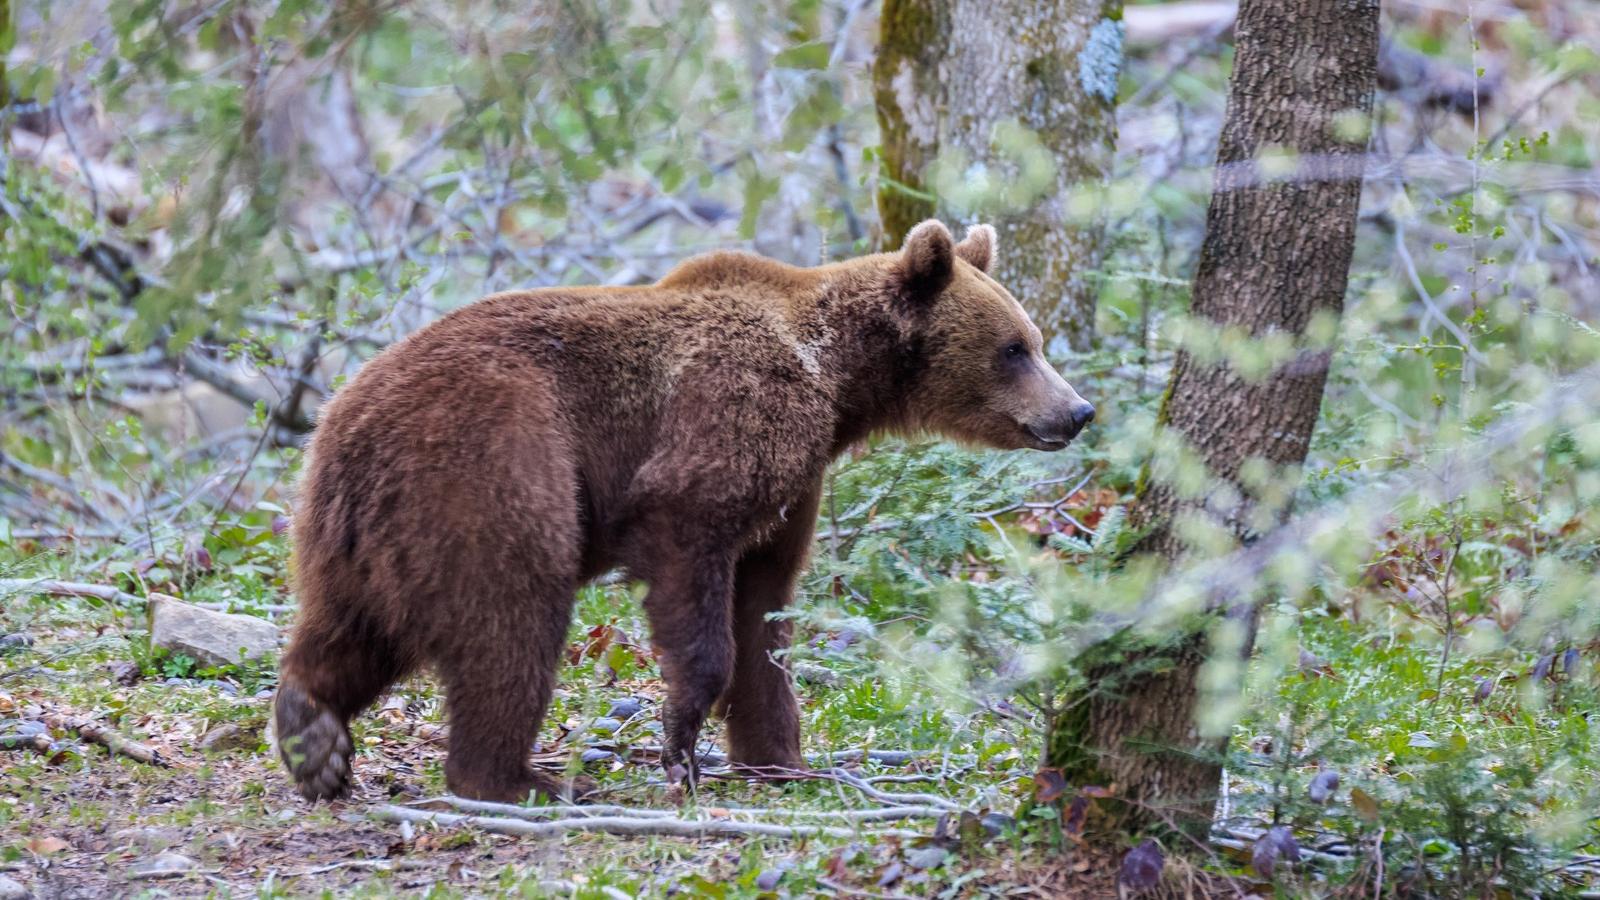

left=1004, top=341, right=1027, bottom=359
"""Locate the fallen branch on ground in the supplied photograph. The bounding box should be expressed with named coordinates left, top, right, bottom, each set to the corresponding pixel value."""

left=616, top=745, right=941, bottom=770
left=0, top=729, right=58, bottom=756
left=44, top=714, right=169, bottom=767
left=372, top=805, right=923, bottom=840
left=409, top=795, right=948, bottom=824
left=811, top=768, right=966, bottom=812
left=0, top=580, right=292, bottom=615
left=0, top=579, right=142, bottom=606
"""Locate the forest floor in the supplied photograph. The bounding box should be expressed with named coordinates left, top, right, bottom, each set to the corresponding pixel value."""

left=3, top=515, right=1599, bottom=898
left=0, top=561, right=1125, bottom=899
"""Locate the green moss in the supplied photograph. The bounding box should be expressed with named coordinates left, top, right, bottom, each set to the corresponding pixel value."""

left=873, top=0, right=946, bottom=248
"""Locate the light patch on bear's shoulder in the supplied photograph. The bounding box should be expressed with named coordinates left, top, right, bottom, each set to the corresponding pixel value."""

left=793, top=329, right=831, bottom=379
left=770, top=314, right=829, bottom=380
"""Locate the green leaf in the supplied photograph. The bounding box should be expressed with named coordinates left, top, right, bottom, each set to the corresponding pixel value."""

left=772, top=40, right=831, bottom=70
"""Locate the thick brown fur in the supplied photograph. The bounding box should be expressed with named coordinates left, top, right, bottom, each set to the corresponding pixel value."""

left=275, top=220, right=1093, bottom=803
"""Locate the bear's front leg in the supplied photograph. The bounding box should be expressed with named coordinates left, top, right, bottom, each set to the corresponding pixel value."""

left=637, top=540, right=738, bottom=785
left=723, top=488, right=819, bottom=776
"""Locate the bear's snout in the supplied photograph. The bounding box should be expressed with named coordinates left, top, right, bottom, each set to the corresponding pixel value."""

left=1026, top=401, right=1095, bottom=449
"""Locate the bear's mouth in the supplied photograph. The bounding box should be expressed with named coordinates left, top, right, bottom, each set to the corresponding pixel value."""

left=1024, top=424, right=1072, bottom=451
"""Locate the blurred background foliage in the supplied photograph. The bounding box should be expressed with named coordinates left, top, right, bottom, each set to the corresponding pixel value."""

left=4, top=0, right=1600, bottom=894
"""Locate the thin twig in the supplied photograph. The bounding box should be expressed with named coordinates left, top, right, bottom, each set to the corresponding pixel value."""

left=0, top=578, right=142, bottom=606
left=372, top=805, right=922, bottom=840
left=408, top=795, right=946, bottom=823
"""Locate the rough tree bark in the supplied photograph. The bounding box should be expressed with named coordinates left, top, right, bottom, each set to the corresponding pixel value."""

left=874, top=0, right=1122, bottom=352
left=1050, top=0, right=1381, bottom=831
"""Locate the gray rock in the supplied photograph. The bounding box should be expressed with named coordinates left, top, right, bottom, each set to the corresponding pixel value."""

left=148, top=595, right=278, bottom=669
left=587, top=717, right=622, bottom=735
left=905, top=847, right=948, bottom=871
left=0, top=633, right=33, bottom=653
left=606, top=697, right=644, bottom=719
left=0, top=720, right=47, bottom=740
left=0, top=875, right=29, bottom=899
left=793, top=662, right=840, bottom=686
left=198, top=724, right=256, bottom=753
left=580, top=748, right=616, bottom=763
left=110, top=826, right=184, bottom=851
left=980, top=812, right=1015, bottom=836
left=127, top=852, right=195, bottom=880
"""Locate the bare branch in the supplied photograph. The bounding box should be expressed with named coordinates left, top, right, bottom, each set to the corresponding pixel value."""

left=371, top=805, right=922, bottom=841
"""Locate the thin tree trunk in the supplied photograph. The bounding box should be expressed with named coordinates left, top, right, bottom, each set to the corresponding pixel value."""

left=1050, top=0, right=1380, bottom=832
left=0, top=0, right=8, bottom=246
left=874, top=0, right=1121, bottom=352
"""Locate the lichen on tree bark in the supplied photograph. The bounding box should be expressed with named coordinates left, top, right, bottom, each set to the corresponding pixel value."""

left=874, top=0, right=1121, bottom=353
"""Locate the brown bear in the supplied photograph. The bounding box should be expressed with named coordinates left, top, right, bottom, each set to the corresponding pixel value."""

left=274, top=220, right=1094, bottom=803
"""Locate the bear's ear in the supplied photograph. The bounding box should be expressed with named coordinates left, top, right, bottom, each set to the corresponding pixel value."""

left=955, top=224, right=996, bottom=273
left=893, top=220, right=955, bottom=302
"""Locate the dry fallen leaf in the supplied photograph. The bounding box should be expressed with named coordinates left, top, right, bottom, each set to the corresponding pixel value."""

left=27, top=835, right=71, bottom=856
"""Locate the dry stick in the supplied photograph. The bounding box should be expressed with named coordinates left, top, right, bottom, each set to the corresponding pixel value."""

left=812, top=767, right=965, bottom=812
left=622, top=746, right=931, bottom=769
left=372, top=805, right=921, bottom=841
left=0, top=730, right=57, bottom=755
left=46, top=715, right=169, bottom=767
left=0, top=579, right=292, bottom=615
left=409, top=795, right=947, bottom=824
left=0, top=451, right=111, bottom=525
left=0, top=578, right=142, bottom=606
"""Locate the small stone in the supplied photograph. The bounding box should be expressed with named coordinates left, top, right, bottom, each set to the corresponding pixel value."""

left=0, top=874, right=29, bottom=899
left=111, top=826, right=184, bottom=851
left=127, top=852, right=195, bottom=880
left=587, top=717, right=622, bottom=735
left=0, top=633, right=33, bottom=653
left=198, top=724, right=256, bottom=753
left=201, top=680, right=239, bottom=696
left=755, top=869, right=782, bottom=891
left=980, top=812, right=1015, bottom=836
left=0, top=720, right=47, bottom=740
left=606, top=697, right=643, bottom=719
left=109, top=662, right=142, bottom=685
left=148, top=594, right=279, bottom=669
left=905, top=847, right=948, bottom=871
left=793, top=663, right=839, bottom=686
left=580, top=748, right=616, bottom=763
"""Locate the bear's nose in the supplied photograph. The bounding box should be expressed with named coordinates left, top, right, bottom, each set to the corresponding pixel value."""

left=1071, top=402, right=1095, bottom=432
left=1055, top=402, right=1094, bottom=441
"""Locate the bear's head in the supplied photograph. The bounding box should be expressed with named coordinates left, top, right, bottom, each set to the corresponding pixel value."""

left=890, top=220, right=1095, bottom=452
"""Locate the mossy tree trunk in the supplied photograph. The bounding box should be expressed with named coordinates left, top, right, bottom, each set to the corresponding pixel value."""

left=873, top=0, right=1122, bottom=353
left=0, top=0, right=8, bottom=246
left=1049, top=0, right=1381, bottom=833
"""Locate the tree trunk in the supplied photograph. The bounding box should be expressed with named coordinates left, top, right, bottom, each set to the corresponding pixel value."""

left=874, top=0, right=1121, bottom=353
left=0, top=0, right=8, bottom=246
left=1050, top=0, right=1380, bottom=832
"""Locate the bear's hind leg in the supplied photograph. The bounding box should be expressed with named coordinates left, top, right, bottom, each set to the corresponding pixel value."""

left=276, top=616, right=411, bottom=802
left=437, top=586, right=579, bottom=803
